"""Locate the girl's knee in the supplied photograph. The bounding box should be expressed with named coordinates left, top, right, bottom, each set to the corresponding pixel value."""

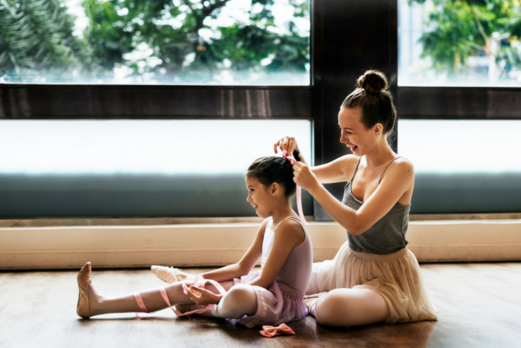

left=222, top=285, right=256, bottom=308
left=220, top=284, right=257, bottom=317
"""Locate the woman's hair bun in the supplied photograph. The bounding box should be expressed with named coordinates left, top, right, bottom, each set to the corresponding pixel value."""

left=357, top=70, right=388, bottom=93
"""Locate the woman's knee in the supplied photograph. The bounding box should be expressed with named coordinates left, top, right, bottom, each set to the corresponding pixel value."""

left=314, top=289, right=354, bottom=326
left=314, top=289, right=389, bottom=327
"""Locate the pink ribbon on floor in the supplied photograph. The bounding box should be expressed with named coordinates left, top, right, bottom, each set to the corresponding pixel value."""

left=260, top=323, right=296, bottom=337
left=282, top=150, right=307, bottom=225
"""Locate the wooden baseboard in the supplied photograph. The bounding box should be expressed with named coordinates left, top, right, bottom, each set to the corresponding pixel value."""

left=1, top=219, right=520, bottom=270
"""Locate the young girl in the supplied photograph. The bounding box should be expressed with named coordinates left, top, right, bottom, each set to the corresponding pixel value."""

left=76, top=151, right=313, bottom=328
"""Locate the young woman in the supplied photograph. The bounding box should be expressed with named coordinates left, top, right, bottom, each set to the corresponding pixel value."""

left=274, top=70, right=437, bottom=327
left=76, top=152, right=313, bottom=328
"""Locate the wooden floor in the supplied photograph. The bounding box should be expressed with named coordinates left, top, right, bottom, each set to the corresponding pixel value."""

left=1, top=263, right=520, bottom=348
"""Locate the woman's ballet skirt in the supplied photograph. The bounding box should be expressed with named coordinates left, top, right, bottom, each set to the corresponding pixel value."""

left=230, top=272, right=308, bottom=328
left=307, top=242, right=438, bottom=323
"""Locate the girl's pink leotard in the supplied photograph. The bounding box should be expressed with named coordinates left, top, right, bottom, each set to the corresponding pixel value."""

left=231, top=216, right=313, bottom=328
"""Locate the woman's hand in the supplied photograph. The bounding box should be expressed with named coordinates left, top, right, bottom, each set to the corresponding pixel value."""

left=186, top=284, right=222, bottom=306
left=293, top=162, right=320, bottom=192
left=274, top=136, right=300, bottom=155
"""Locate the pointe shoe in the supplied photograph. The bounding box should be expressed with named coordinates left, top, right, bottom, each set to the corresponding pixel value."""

left=77, top=261, right=96, bottom=319
left=151, top=265, right=195, bottom=284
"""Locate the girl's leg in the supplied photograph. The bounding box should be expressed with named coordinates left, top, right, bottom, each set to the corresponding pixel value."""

left=311, top=288, right=390, bottom=327
left=78, top=262, right=234, bottom=317
left=193, top=283, right=258, bottom=319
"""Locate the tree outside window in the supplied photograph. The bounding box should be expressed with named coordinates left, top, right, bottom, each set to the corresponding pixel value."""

left=0, top=0, right=310, bottom=84
left=399, top=0, right=521, bottom=86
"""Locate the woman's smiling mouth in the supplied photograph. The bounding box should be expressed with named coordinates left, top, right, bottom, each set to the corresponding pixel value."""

left=345, top=143, right=358, bottom=151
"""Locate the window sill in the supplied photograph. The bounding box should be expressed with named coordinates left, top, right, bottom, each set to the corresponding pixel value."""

left=1, top=216, right=520, bottom=270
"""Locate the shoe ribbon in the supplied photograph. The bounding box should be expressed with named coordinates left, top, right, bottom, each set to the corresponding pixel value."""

left=133, top=279, right=227, bottom=319
left=161, top=279, right=227, bottom=317
left=282, top=150, right=307, bottom=225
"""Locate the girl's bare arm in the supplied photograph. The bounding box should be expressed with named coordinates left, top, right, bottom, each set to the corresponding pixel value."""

left=200, top=219, right=268, bottom=282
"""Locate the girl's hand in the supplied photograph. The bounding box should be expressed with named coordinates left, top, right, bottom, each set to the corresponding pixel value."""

left=293, top=162, right=319, bottom=192
left=186, top=285, right=222, bottom=306
left=274, top=136, right=299, bottom=155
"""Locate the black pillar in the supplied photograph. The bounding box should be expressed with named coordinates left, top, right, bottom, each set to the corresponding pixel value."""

left=312, top=0, right=398, bottom=220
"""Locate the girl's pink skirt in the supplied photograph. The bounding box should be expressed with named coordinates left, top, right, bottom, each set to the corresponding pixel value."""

left=230, top=272, right=308, bottom=328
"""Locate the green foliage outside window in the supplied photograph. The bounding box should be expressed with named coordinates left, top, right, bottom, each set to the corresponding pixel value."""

left=0, top=0, right=310, bottom=84
left=410, top=0, right=521, bottom=83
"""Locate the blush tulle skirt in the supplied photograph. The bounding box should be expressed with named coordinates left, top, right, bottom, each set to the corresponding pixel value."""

left=306, top=242, right=438, bottom=323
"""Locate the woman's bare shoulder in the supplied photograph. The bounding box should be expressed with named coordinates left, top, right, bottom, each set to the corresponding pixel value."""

left=382, top=156, right=415, bottom=182
left=394, top=156, right=414, bottom=173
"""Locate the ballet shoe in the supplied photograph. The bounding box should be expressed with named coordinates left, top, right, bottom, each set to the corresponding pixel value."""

left=174, top=304, right=192, bottom=314
left=76, top=261, right=98, bottom=319
left=151, top=265, right=194, bottom=284
left=174, top=304, right=207, bottom=315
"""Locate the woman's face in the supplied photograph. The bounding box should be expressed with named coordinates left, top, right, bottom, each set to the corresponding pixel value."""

left=338, top=107, right=380, bottom=156
left=245, top=176, right=275, bottom=219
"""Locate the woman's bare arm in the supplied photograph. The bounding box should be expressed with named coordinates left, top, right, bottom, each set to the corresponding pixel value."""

left=311, top=155, right=356, bottom=184
left=293, top=159, right=414, bottom=235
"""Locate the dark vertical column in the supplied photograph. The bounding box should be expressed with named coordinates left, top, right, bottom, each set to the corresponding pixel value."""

left=312, top=0, right=399, bottom=220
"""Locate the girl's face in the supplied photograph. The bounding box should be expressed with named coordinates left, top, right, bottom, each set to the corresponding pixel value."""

left=338, top=106, right=382, bottom=156
left=245, top=176, right=277, bottom=219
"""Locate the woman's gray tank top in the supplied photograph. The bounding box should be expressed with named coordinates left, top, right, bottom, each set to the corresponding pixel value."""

left=342, top=156, right=410, bottom=255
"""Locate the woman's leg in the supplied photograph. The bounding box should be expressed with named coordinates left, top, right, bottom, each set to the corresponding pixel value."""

left=311, top=288, right=390, bottom=327
left=78, top=263, right=234, bottom=317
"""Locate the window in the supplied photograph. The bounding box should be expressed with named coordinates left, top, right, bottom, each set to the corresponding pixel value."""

left=399, top=0, right=521, bottom=86
left=0, top=119, right=311, bottom=174
left=0, top=120, right=312, bottom=218
left=0, top=0, right=310, bottom=85
left=398, top=120, right=521, bottom=173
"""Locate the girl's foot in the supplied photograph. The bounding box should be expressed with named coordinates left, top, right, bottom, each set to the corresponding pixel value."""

left=151, top=266, right=196, bottom=284
left=174, top=304, right=211, bottom=317
left=76, top=262, right=101, bottom=318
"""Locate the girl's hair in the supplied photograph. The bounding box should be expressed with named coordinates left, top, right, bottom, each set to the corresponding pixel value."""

left=246, top=150, right=301, bottom=198
left=341, top=70, right=397, bottom=137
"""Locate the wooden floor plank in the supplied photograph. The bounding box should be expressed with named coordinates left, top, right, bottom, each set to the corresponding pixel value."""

left=0, top=263, right=520, bottom=347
